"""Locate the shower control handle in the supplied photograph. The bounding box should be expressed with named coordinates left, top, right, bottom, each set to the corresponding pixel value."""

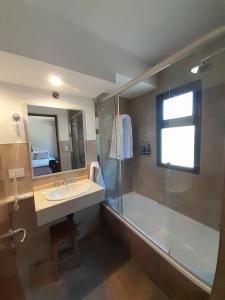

left=4, top=228, right=27, bottom=243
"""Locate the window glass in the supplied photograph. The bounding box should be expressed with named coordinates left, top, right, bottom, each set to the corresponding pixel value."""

left=163, top=92, right=193, bottom=120
left=161, top=126, right=195, bottom=168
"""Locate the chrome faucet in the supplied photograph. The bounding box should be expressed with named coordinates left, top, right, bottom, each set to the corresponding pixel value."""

left=63, top=177, right=75, bottom=185
left=63, top=177, right=69, bottom=185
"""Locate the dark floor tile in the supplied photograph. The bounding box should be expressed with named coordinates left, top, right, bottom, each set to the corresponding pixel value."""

left=29, top=231, right=169, bottom=300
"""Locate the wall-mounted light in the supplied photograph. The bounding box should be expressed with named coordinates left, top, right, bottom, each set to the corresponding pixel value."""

left=49, top=75, right=62, bottom=87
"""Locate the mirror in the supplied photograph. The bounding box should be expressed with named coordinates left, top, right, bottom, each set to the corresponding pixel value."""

left=27, top=105, right=86, bottom=177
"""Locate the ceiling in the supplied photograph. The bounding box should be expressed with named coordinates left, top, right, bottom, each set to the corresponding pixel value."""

left=0, top=0, right=224, bottom=97
left=116, top=73, right=157, bottom=99
left=0, top=51, right=114, bottom=98
left=0, top=51, right=158, bottom=99
left=37, top=0, right=225, bottom=63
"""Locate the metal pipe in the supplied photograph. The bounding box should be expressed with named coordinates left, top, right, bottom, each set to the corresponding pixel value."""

left=101, top=26, right=225, bottom=102
left=201, top=46, right=225, bottom=64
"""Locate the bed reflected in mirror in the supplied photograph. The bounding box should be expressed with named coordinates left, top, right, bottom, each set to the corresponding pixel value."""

left=27, top=105, right=86, bottom=177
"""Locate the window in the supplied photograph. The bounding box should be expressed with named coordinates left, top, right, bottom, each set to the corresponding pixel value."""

left=156, top=80, right=202, bottom=174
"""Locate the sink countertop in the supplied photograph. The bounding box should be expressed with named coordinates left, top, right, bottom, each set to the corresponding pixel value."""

left=33, top=179, right=103, bottom=211
left=6, top=192, right=34, bottom=204
left=33, top=179, right=105, bottom=226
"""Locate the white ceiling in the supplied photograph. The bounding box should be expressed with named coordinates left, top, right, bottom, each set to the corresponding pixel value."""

left=38, top=0, right=225, bottom=63
left=0, top=0, right=224, bottom=94
left=0, top=51, right=114, bottom=98
left=116, top=73, right=157, bottom=99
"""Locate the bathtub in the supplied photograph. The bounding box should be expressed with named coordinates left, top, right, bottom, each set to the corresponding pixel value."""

left=107, top=191, right=220, bottom=291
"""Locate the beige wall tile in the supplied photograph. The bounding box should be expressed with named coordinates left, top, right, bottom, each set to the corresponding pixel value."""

left=86, top=139, right=97, bottom=164
left=211, top=228, right=225, bottom=299
left=0, top=143, right=33, bottom=195
left=59, top=140, right=72, bottom=171
left=130, top=83, right=225, bottom=229
left=0, top=139, right=100, bottom=275
left=0, top=140, right=97, bottom=196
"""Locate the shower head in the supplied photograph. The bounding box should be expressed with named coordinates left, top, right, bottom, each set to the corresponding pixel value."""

left=191, top=61, right=212, bottom=74
left=191, top=46, right=225, bottom=75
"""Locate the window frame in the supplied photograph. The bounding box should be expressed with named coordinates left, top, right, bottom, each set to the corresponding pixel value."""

left=156, top=80, right=202, bottom=174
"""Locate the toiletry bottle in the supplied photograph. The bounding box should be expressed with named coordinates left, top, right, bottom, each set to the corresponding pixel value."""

left=140, top=142, right=145, bottom=154
left=146, top=141, right=151, bottom=154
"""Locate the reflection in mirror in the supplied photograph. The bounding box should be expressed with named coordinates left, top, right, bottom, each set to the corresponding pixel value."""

left=27, top=105, right=86, bottom=177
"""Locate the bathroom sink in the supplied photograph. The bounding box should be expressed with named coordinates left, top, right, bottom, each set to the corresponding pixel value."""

left=44, top=181, right=93, bottom=201
left=34, top=179, right=105, bottom=226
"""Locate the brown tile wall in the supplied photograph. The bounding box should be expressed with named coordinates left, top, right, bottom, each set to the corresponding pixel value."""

left=0, top=140, right=97, bottom=196
left=0, top=140, right=99, bottom=268
left=130, top=82, right=225, bottom=229
left=0, top=152, right=5, bottom=199
left=0, top=151, right=26, bottom=299
left=0, top=143, right=33, bottom=195
left=85, top=139, right=97, bottom=164
left=101, top=205, right=208, bottom=300
left=59, top=140, right=72, bottom=171
left=211, top=229, right=225, bottom=300
left=124, top=41, right=225, bottom=230
left=211, top=185, right=225, bottom=300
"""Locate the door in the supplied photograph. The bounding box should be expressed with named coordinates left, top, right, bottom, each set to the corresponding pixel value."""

left=98, top=96, right=121, bottom=213
left=70, top=112, right=85, bottom=169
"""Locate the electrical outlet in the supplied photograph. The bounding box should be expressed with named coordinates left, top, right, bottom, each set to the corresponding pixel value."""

left=8, top=168, right=25, bottom=179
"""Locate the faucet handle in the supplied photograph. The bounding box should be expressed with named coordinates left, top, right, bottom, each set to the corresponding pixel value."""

left=6, top=228, right=27, bottom=243
left=62, top=177, right=75, bottom=185
left=68, top=177, right=75, bottom=184
left=63, top=177, right=68, bottom=185
left=55, top=179, right=62, bottom=187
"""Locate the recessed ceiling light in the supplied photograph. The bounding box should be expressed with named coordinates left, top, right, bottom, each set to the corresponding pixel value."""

left=49, top=75, right=62, bottom=86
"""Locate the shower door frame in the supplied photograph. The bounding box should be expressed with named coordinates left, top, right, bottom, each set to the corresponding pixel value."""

left=99, top=26, right=225, bottom=298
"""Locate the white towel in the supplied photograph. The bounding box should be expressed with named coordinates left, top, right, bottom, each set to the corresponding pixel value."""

left=109, top=114, right=133, bottom=160
left=89, top=161, right=105, bottom=189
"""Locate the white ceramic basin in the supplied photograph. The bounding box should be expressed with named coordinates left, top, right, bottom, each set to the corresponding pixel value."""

left=44, top=181, right=93, bottom=201
left=34, top=179, right=105, bottom=226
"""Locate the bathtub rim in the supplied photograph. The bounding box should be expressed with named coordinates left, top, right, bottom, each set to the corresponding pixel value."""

left=103, top=203, right=211, bottom=294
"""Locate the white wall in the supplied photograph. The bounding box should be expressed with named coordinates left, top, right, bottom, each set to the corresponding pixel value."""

left=0, top=82, right=96, bottom=144
left=28, top=105, right=71, bottom=141
left=28, top=115, right=58, bottom=157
